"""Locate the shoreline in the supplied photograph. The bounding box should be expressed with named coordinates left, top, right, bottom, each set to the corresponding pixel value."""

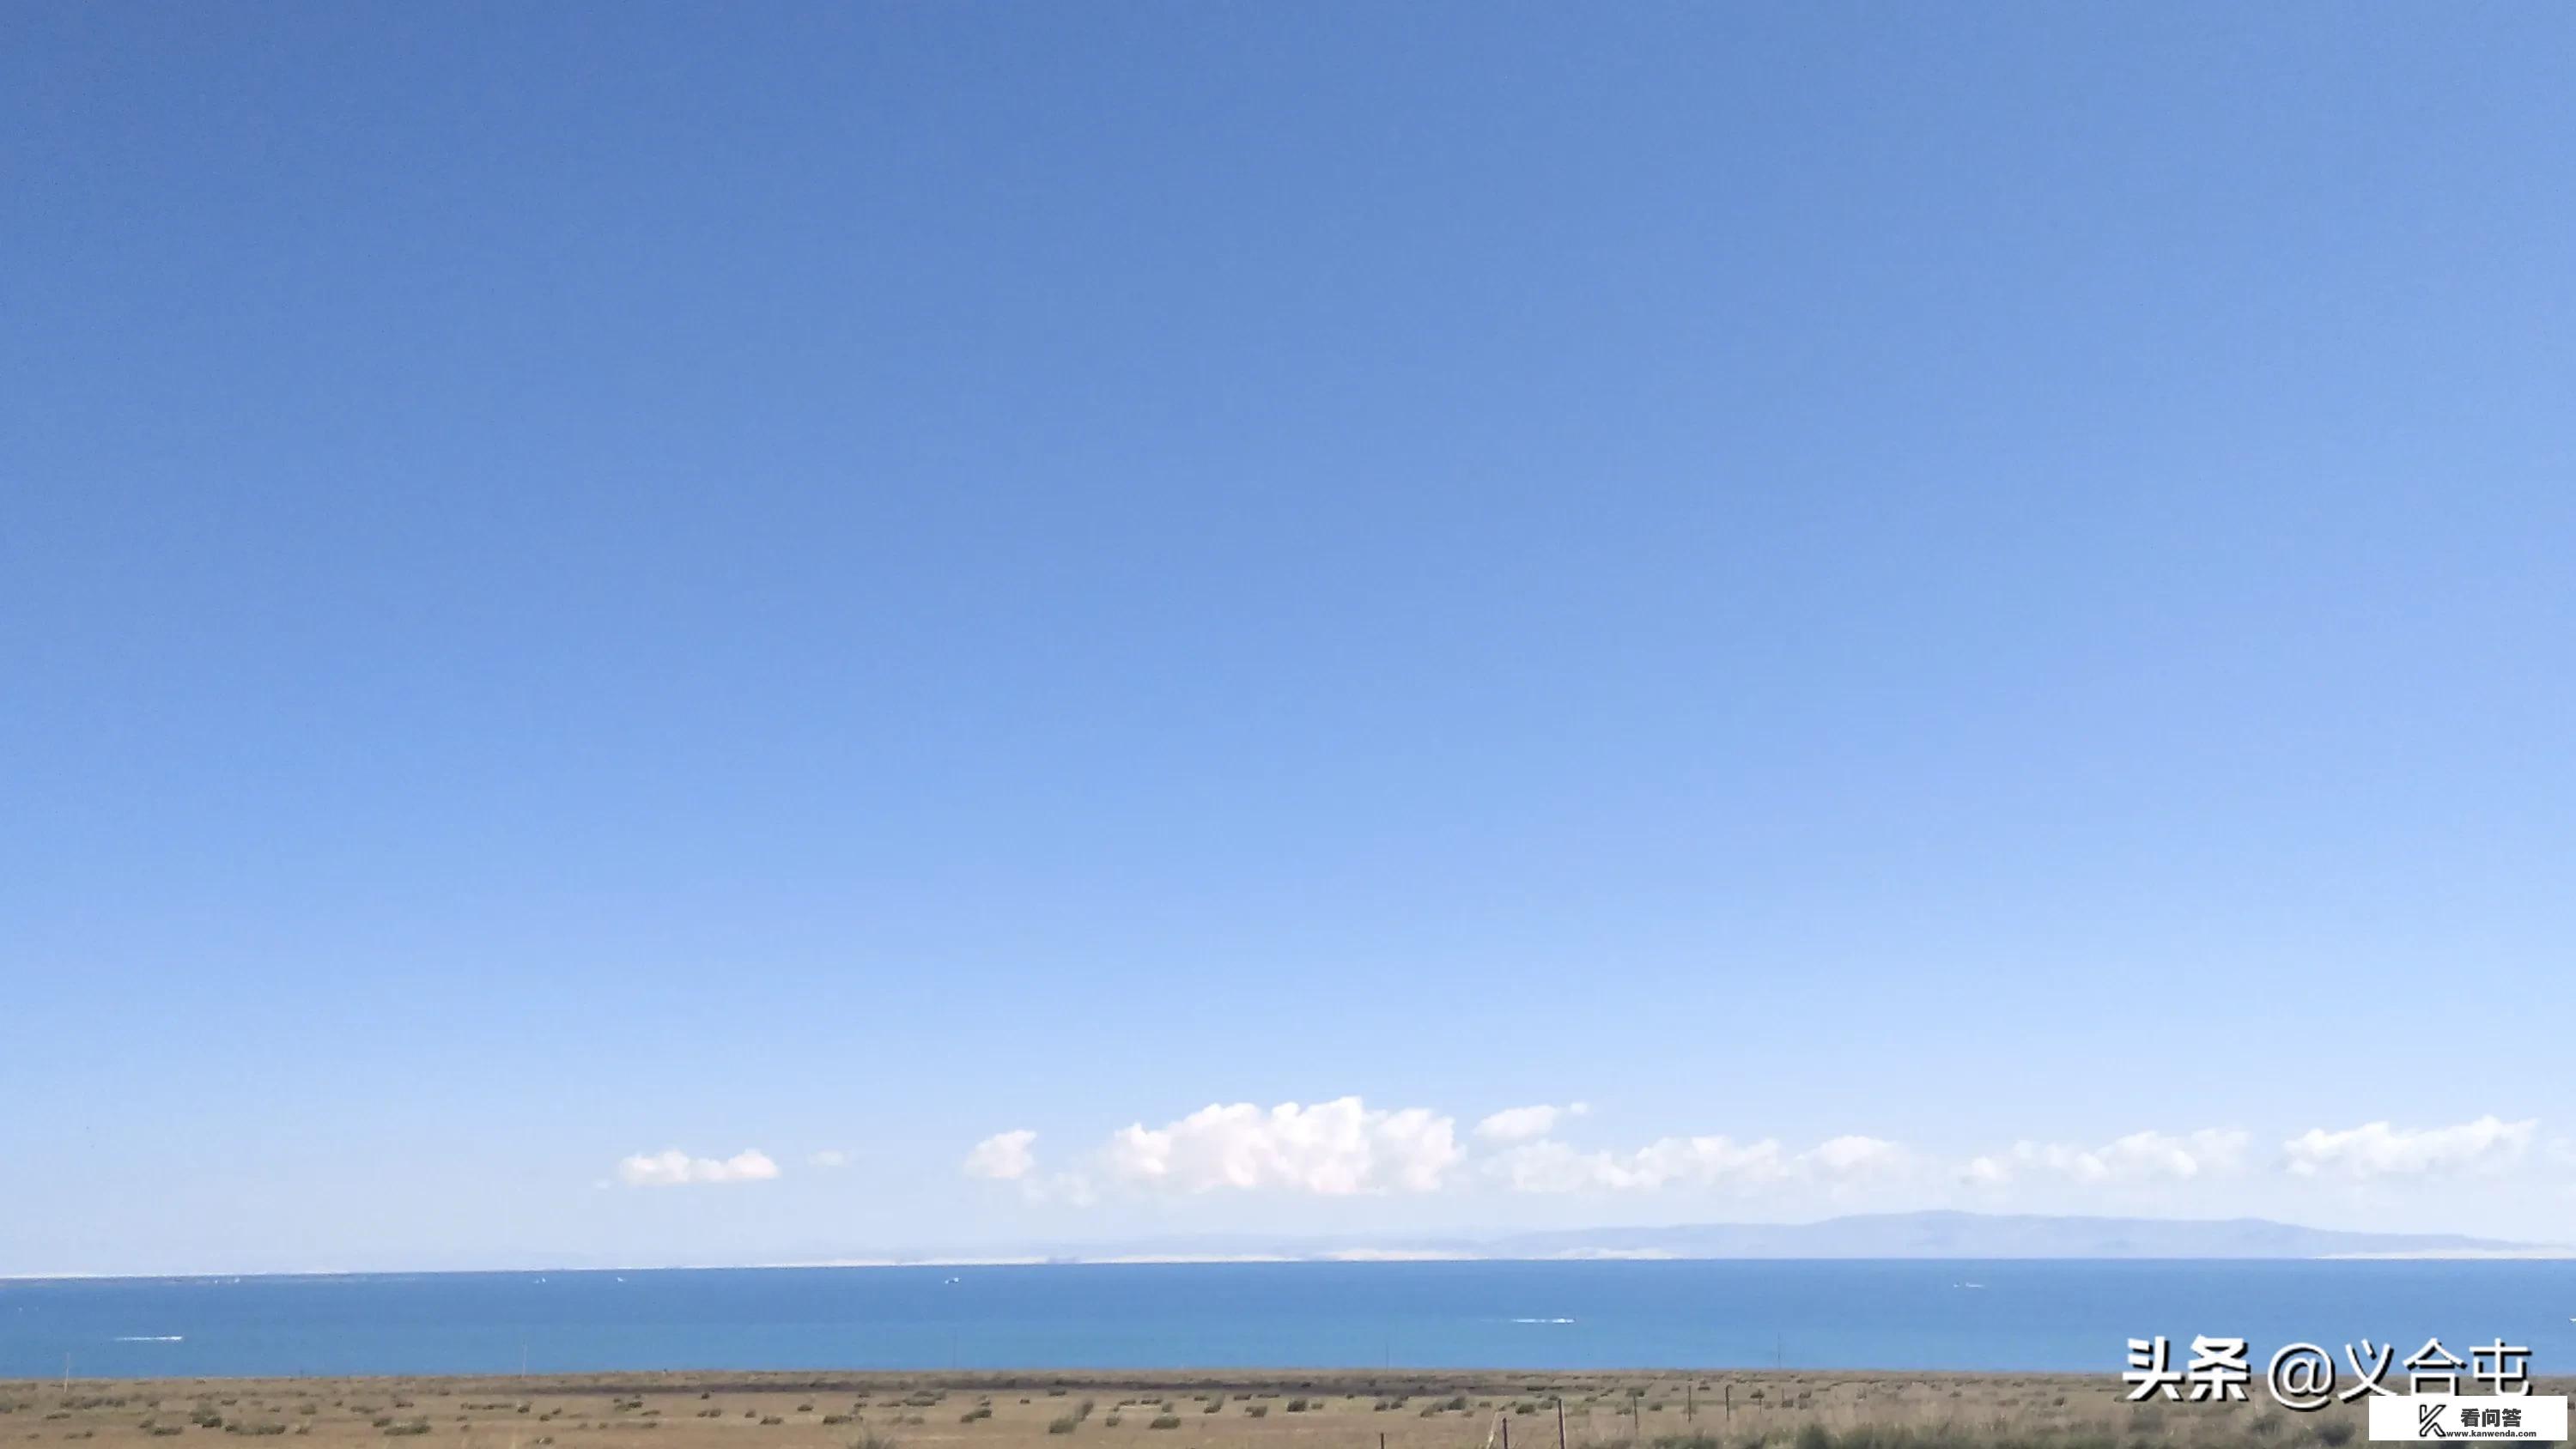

left=14, top=1249, right=2575, bottom=1284
left=4, top=1369, right=2130, bottom=1389
left=14, top=1367, right=2565, bottom=1449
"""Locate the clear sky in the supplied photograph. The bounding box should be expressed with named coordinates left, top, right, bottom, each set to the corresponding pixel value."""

left=6, top=3, right=2573, bottom=1276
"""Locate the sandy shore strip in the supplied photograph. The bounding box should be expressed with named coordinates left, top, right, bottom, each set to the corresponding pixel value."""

left=15, top=1368, right=2567, bottom=1449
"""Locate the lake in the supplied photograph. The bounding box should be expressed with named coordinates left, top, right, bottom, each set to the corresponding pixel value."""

left=5, top=1259, right=2571, bottom=1379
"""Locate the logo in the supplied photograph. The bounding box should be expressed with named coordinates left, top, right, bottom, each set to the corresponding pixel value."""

left=2368, top=1394, right=2570, bottom=1442
left=2126, top=1334, right=2555, bottom=1419
left=2123, top=1333, right=2562, bottom=1439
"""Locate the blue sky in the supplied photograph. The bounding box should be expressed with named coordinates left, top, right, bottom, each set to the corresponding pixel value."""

left=6, top=3, right=2573, bottom=1275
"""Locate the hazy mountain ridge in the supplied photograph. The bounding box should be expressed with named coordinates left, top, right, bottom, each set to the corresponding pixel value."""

left=898, top=1210, right=2560, bottom=1266
left=16, top=1211, right=2558, bottom=1279
left=1461, top=1210, right=2549, bottom=1260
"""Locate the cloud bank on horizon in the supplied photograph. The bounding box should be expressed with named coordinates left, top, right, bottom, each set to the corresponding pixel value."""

left=2283, top=1116, right=2540, bottom=1180
left=781, top=1100, right=2569, bottom=1216
left=615, top=1149, right=781, bottom=1187
left=602, top=1103, right=2569, bottom=1250
left=614, top=1104, right=2558, bottom=1203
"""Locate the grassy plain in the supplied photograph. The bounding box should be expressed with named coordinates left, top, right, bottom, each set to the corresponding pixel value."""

left=13, top=1368, right=2552, bottom=1449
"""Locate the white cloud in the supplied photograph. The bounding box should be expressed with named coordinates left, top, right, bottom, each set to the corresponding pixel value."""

left=1474, top=1102, right=1589, bottom=1143
left=808, top=1150, right=849, bottom=1169
left=1961, top=1129, right=2247, bottom=1187
left=964, top=1130, right=1039, bottom=1181
left=2282, top=1117, right=2537, bottom=1180
left=1493, top=1134, right=1900, bottom=1194
left=1494, top=1137, right=1793, bottom=1194
left=1976, top=1131, right=2241, bottom=1186
left=2116, top=1128, right=2248, bottom=1178
left=964, top=1099, right=2570, bottom=1217
left=1488, top=1139, right=1637, bottom=1193
left=1959, top=1155, right=2011, bottom=1187
left=615, top=1148, right=780, bottom=1187
left=1103, top=1097, right=1463, bottom=1195
left=1806, top=1134, right=1909, bottom=1179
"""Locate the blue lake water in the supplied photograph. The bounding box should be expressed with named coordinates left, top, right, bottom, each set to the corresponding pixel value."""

left=5, top=1260, right=2573, bottom=1380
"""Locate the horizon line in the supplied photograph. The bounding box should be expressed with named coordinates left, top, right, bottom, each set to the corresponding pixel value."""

left=16, top=1246, right=2575, bottom=1283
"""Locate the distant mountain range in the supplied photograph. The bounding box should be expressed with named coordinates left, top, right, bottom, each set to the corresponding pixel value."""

left=20, top=1211, right=2563, bottom=1279
left=938, top=1210, right=2565, bottom=1265
left=1455, top=1210, right=2557, bottom=1260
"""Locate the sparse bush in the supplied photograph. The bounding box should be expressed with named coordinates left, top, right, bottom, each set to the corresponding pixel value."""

left=1149, top=1416, right=1181, bottom=1430
left=1048, top=1416, right=1081, bottom=1434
